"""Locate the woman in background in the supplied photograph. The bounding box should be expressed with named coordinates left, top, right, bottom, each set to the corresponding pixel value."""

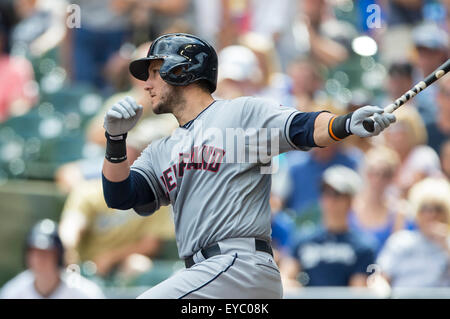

left=383, top=107, right=442, bottom=198
left=351, top=146, right=410, bottom=255
left=376, top=178, right=450, bottom=288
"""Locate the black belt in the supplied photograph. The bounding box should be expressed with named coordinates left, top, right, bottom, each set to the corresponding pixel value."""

left=185, top=239, right=273, bottom=268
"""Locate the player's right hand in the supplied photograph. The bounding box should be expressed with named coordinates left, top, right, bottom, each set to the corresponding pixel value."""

left=103, top=96, right=143, bottom=136
left=350, top=105, right=396, bottom=138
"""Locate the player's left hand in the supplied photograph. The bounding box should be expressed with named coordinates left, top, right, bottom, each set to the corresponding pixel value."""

left=103, top=96, right=143, bottom=136
left=350, top=105, right=396, bottom=138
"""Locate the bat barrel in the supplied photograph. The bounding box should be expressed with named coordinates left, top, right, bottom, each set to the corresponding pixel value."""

left=362, top=59, right=450, bottom=133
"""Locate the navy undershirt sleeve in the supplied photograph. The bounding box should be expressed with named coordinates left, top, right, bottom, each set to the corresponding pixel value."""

left=289, top=111, right=325, bottom=149
left=102, top=171, right=156, bottom=213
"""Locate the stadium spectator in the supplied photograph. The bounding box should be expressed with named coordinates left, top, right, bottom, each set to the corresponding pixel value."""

left=191, top=0, right=222, bottom=47
left=281, top=166, right=376, bottom=288
left=385, top=0, right=424, bottom=26
left=101, top=42, right=137, bottom=94
left=0, top=21, right=37, bottom=122
left=377, top=178, right=450, bottom=287
left=137, top=0, right=193, bottom=40
left=0, top=219, right=104, bottom=299
left=286, top=58, right=324, bottom=112
left=411, top=22, right=449, bottom=125
left=238, top=33, right=293, bottom=106
left=280, top=143, right=361, bottom=226
left=0, top=2, right=16, bottom=53
left=215, top=0, right=294, bottom=50
left=443, top=0, right=450, bottom=30
left=287, top=0, right=351, bottom=69
left=351, top=146, right=410, bottom=255
left=383, top=106, right=442, bottom=199
left=58, top=179, right=175, bottom=278
left=214, top=45, right=264, bottom=99
left=441, top=139, right=450, bottom=180
left=10, top=0, right=67, bottom=57
left=426, top=75, right=450, bottom=155
left=219, top=0, right=353, bottom=70
left=270, top=194, right=296, bottom=262
left=63, top=0, right=132, bottom=92
left=246, top=0, right=293, bottom=42
left=381, top=62, right=415, bottom=111
left=244, top=0, right=295, bottom=70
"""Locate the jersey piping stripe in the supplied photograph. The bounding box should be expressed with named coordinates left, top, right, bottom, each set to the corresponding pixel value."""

left=181, top=100, right=217, bottom=129
left=284, top=111, right=302, bottom=151
left=177, top=253, right=238, bottom=299
left=130, top=167, right=162, bottom=207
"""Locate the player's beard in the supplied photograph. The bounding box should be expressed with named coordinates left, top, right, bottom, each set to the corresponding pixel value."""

left=152, top=85, right=186, bottom=115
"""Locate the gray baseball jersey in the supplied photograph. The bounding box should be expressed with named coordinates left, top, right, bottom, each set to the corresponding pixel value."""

left=131, top=96, right=301, bottom=258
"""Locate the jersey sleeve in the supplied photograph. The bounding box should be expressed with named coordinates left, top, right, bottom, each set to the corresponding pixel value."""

left=130, top=142, right=171, bottom=215
left=241, top=97, right=303, bottom=154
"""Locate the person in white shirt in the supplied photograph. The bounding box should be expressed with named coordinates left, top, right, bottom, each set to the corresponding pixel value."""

left=0, top=219, right=105, bottom=299
left=377, top=178, right=450, bottom=287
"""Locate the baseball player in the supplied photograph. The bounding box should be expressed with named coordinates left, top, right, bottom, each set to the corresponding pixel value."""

left=101, top=33, right=396, bottom=298
left=1, top=219, right=104, bottom=299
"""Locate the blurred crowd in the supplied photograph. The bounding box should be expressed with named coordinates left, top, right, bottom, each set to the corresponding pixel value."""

left=0, top=0, right=450, bottom=298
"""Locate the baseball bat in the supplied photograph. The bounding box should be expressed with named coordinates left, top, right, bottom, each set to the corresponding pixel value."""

left=362, top=59, right=450, bottom=132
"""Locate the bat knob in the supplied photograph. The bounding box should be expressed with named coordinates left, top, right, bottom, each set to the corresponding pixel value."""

left=363, top=119, right=375, bottom=133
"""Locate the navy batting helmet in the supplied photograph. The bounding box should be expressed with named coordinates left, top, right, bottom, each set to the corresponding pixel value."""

left=129, top=33, right=218, bottom=93
left=25, top=219, right=64, bottom=267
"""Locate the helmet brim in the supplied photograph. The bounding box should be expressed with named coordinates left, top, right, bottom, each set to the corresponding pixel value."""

left=129, top=57, right=164, bottom=81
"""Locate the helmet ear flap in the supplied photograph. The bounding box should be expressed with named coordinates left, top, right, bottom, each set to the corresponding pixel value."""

left=165, top=63, right=194, bottom=85
left=183, top=72, right=196, bottom=83
left=171, top=64, right=188, bottom=76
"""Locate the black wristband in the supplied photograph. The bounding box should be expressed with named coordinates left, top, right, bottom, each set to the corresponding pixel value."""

left=328, top=112, right=353, bottom=141
left=105, top=132, right=127, bottom=163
